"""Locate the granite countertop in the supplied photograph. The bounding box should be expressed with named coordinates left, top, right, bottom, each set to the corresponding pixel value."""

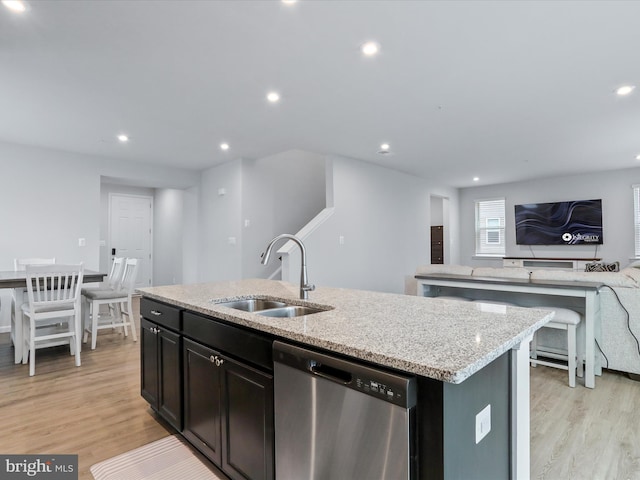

left=138, top=278, right=552, bottom=384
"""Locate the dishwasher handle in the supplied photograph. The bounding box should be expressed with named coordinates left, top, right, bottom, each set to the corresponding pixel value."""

left=309, top=360, right=352, bottom=385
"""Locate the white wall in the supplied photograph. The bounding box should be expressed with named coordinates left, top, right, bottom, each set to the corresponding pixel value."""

left=154, top=188, right=185, bottom=286
left=241, top=150, right=326, bottom=280
left=295, top=155, right=459, bottom=294
left=459, top=167, right=640, bottom=267
left=198, top=151, right=326, bottom=282
left=1, top=143, right=100, bottom=270
left=199, top=159, right=243, bottom=281
left=182, top=186, right=200, bottom=285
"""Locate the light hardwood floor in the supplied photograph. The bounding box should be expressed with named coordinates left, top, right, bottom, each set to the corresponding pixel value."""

left=1, top=328, right=639, bottom=480
left=0, top=330, right=170, bottom=480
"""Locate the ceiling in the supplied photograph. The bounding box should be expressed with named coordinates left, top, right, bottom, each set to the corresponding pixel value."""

left=2, top=0, right=640, bottom=188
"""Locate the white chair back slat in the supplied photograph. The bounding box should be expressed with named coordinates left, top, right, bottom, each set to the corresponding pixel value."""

left=14, top=257, right=56, bottom=271
left=120, top=258, right=139, bottom=292
left=108, top=257, right=125, bottom=288
left=25, top=264, right=84, bottom=311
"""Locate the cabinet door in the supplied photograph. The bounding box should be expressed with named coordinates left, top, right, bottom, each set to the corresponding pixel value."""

left=183, top=338, right=223, bottom=465
left=140, top=318, right=159, bottom=407
left=158, top=327, right=182, bottom=430
left=221, top=357, right=274, bottom=480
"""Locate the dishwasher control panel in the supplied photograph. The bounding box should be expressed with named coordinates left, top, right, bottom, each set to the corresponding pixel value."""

left=274, top=340, right=417, bottom=409
left=356, top=376, right=409, bottom=406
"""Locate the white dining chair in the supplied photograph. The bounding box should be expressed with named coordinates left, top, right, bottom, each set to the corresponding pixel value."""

left=21, top=263, right=84, bottom=376
left=10, top=257, right=56, bottom=364
left=83, top=258, right=139, bottom=350
left=85, top=257, right=124, bottom=291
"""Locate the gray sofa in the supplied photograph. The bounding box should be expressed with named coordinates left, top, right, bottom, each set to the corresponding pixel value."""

left=412, top=264, right=640, bottom=377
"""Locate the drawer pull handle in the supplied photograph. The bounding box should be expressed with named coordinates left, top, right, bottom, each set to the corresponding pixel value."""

left=150, top=310, right=162, bottom=316
left=209, top=355, right=216, bottom=363
left=215, top=358, right=224, bottom=367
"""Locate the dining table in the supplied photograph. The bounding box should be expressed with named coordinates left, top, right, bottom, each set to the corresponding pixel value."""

left=0, top=269, right=106, bottom=364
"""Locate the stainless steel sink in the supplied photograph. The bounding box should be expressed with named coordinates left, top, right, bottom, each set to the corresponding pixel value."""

left=215, top=298, right=288, bottom=312
left=257, top=306, right=326, bottom=318
left=215, top=297, right=329, bottom=318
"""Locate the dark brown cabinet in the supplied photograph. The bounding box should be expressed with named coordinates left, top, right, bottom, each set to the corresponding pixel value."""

left=182, top=314, right=274, bottom=480
left=140, top=299, right=183, bottom=431
left=431, top=225, right=444, bottom=264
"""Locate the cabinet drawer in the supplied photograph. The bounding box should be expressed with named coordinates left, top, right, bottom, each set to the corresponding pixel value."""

left=141, top=297, right=182, bottom=331
left=183, top=312, right=273, bottom=371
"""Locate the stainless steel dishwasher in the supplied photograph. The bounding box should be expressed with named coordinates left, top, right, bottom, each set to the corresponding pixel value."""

left=273, top=341, right=417, bottom=480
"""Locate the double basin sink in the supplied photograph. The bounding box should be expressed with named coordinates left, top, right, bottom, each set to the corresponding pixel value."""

left=215, top=298, right=330, bottom=318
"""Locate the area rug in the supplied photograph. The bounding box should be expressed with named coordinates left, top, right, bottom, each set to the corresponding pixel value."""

left=90, top=435, right=224, bottom=480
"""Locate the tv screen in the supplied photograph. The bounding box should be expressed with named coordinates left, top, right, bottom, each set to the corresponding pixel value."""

left=514, top=199, right=603, bottom=245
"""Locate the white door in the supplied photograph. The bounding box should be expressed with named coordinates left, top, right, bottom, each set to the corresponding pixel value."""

left=109, top=194, right=153, bottom=287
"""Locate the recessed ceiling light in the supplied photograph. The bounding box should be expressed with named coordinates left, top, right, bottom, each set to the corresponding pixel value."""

left=361, top=41, right=380, bottom=57
left=380, top=143, right=390, bottom=151
left=117, top=134, right=129, bottom=143
left=220, top=143, right=229, bottom=151
left=636, top=154, right=640, bottom=161
left=616, top=85, right=635, bottom=96
left=473, top=177, right=480, bottom=182
left=282, top=0, right=297, bottom=4
left=267, top=91, right=280, bottom=103
left=2, top=0, right=26, bottom=13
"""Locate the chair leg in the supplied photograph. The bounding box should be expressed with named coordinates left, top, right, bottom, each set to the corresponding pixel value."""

left=74, top=310, right=81, bottom=367
left=128, top=303, right=138, bottom=343
left=22, top=315, right=29, bottom=365
left=29, top=318, right=36, bottom=377
left=117, top=303, right=128, bottom=337
left=82, top=297, right=90, bottom=344
left=91, top=300, right=99, bottom=350
left=567, top=324, right=577, bottom=388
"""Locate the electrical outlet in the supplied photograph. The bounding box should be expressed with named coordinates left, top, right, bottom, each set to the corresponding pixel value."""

left=78, top=238, right=86, bottom=247
left=475, top=404, right=491, bottom=444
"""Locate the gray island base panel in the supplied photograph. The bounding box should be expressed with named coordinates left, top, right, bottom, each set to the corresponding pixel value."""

left=138, top=278, right=551, bottom=480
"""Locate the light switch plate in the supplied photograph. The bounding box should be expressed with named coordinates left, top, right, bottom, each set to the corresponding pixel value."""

left=475, top=404, right=491, bottom=444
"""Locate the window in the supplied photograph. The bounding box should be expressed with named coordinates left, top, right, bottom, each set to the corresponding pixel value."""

left=634, top=185, right=640, bottom=257
left=475, top=198, right=505, bottom=256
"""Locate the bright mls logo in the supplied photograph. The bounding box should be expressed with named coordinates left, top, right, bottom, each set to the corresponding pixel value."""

left=562, top=232, right=600, bottom=244
left=1, top=455, right=77, bottom=479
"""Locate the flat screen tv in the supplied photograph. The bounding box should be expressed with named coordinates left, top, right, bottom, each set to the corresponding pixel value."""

left=514, top=199, right=603, bottom=245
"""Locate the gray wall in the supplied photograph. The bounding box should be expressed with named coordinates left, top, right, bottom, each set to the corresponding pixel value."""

left=198, top=150, right=326, bottom=282
left=296, top=155, right=460, bottom=294
left=242, top=150, right=326, bottom=280
left=154, top=188, right=185, bottom=286
left=459, top=167, right=640, bottom=267
left=199, top=159, right=243, bottom=281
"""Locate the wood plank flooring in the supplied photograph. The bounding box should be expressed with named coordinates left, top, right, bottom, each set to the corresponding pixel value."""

left=530, top=366, right=640, bottom=479
left=0, top=330, right=170, bottom=480
left=1, top=328, right=639, bottom=480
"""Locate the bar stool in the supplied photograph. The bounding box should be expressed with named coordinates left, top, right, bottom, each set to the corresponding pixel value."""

left=529, top=306, right=583, bottom=388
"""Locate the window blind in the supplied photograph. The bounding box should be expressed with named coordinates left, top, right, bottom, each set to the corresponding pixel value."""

left=475, top=198, right=506, bottom=256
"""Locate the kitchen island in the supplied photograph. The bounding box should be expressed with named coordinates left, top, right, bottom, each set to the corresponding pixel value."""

left=138, top=279, right=552, bottom=480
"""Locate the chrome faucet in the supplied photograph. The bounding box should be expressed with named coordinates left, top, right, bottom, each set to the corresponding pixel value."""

left=261, top=234, right=315, bottom=300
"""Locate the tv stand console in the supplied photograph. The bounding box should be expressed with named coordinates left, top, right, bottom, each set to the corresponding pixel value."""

left=503, top=257, right=601, bottom=271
